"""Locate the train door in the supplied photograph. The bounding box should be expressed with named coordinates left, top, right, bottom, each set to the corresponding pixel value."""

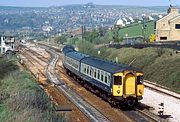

left=124, top=73, right=136, bottom=96
left=113, top=75, right=123, bottom=96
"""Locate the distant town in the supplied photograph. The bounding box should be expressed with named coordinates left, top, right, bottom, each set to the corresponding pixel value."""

left=0, top=3, right=174, bottom=38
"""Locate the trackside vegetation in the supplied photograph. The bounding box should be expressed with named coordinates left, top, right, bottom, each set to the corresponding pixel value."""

left=0, top=57, right=64, bottom=122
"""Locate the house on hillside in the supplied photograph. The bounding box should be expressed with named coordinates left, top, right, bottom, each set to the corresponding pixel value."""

left=156, top=6, right=180, bottom=41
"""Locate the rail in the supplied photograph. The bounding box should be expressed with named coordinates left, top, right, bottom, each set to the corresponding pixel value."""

left=144, top=80, right=180, bottom=99
left=39, top=43, right=168, bottom=122
left=45, top=47, right=110, bottom=122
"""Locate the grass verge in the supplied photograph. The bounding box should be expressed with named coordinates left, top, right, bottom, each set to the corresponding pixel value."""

left=0, top=57, right=64, bottom=122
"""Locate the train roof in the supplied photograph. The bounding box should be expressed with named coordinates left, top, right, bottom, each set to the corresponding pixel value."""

left=81, top=57, right=142, bottom=74
left=62, top=45, right=75, bottom=54
left=66, top=51, right=89, bottom=61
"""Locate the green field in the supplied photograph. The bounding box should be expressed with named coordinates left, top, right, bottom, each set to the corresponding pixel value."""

left=119, top=21, right=155, bottom=39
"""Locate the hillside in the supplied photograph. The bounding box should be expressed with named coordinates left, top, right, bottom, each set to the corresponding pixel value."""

left=106, top=47, right=180, bottom=92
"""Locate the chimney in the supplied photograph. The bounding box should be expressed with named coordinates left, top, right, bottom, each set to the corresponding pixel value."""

left=167, top=6, right=179, bottom=15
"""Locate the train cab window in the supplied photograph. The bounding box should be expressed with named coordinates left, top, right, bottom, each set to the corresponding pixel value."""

left=114, top=76, right=122, bottom=85
left=137, top=76, right=143, bottom=84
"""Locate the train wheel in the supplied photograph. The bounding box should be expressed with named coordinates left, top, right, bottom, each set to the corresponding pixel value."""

left=73, top=75, right=77, bottom=81
left=67, top=71, right=71, bottom=76
left=127, top=99, right=136, bottom=108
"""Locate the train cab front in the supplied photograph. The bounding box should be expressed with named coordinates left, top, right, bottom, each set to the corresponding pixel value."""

left=112, top=71, right=144, bottom=107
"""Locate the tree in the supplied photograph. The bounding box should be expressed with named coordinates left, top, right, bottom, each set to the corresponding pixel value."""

left=85, top=30, right=99, bottom=43
left=76, top=40, right=95, bottom=54
left=69, top=37, right=80, bottom=45
left=149, top=34, right=156, bottom=43
left=54, top=35, right=67, bottom=44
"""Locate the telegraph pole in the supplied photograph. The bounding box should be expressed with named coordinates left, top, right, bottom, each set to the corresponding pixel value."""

left=169, top=0, right=172, bottom=6
left=81, top=0, right=86, bottom=41
left=142, top=17, right=147, bottom=42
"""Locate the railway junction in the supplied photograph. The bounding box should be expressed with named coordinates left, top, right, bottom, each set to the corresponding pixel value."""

left=18, top=42, right=180, bottom=122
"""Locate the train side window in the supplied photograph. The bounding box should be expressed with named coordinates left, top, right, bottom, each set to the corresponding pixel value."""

left=108, top=75, right=111, bottom=84
left=105, top=73, right=108, bottom=83
left=94, top=69, right=97, bottom=78
left=87, top=66, right=89, bottom=74
left=97, top=70, right=100, bottom=79
left=81, top=64, right=84, bottom=72
left=90, top=67, right=93, bottom=76
left=91, top=68, right=94, bottom=77
left=84, top=65, right=86, bottom=73
left=76, top=62, right=79, bottom=69
left=114, top=76, right=122, bottom=85
left=101, top=71, right=104, bottom=82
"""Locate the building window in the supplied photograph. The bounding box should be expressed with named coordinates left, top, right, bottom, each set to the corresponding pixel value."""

left=175, top=24, right=180, bottom=29
left=160, top=37, right=167, bottom=40
left=154, top=22, right=156, bottom=30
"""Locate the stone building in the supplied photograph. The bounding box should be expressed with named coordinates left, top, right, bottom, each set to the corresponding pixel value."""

left=156, top=6, right=180, bottom=41
left=0, top=36, right=15, bottom=54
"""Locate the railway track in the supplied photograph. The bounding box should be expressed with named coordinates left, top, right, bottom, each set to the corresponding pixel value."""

left=144, top=80, right=180, bottom=99
left=45, top=48, right=111, bottom=122
left=21, top=43, right=109, bottom=122
left=21, top=43, right=174, bottom=122
left=37, top=42, right=179, bottom=121
left=39, top=43, right=164, bottom=122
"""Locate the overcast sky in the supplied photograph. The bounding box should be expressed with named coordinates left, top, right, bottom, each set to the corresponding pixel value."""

left=0, top=0, right=179, bottom=7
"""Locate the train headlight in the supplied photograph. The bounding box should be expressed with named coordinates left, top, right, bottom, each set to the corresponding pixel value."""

left=117, top=90, right=120, bottom=94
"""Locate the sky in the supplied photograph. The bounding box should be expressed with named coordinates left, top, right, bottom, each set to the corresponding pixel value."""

left=0, top=0, right=179, bottom=7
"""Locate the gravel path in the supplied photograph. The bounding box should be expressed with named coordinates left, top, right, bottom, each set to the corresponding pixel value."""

left=141, top=87, right=180, bottom=122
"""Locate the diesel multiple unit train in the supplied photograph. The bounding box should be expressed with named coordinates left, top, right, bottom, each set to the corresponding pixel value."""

left=62, top=45, right=144, bottom=107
